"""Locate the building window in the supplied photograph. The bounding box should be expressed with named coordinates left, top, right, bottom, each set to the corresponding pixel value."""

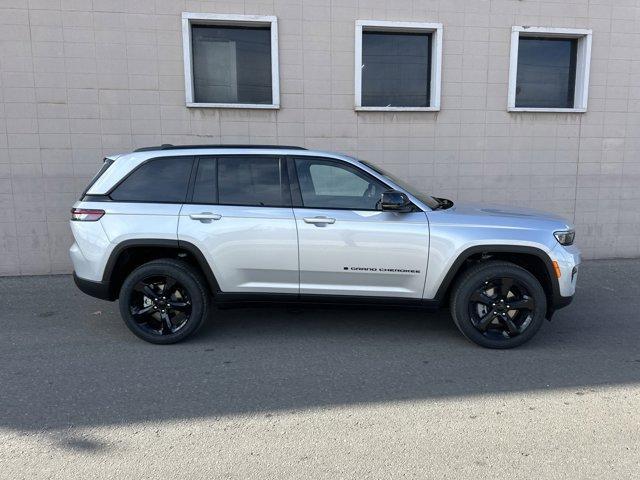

left=182, top=13, right=280, bottom=109
left=508, top=27, right=592, bottom=112
left=355, top=20, right=442, bottom=111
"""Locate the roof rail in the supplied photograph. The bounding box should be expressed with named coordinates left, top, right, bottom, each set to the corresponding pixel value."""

left=134, top=144, right=307, bottom=152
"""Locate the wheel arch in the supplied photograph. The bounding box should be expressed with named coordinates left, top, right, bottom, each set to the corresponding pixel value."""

left=434, top=245, right=561, bottom=317
left=102, top=239, right=220, bottom=300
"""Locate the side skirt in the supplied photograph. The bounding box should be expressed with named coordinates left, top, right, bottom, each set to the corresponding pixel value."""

left=213, top=292, right=441, bottom=311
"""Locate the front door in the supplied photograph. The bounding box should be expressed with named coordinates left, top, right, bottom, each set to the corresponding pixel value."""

left=291, top=157, right=429, bottom=298
left=178, top=155, right=299, bottom=294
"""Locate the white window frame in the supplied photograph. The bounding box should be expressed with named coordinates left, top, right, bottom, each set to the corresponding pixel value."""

left=508, top=26, right=592, bottom=113
left=182, top=12, right=280, bottom=109
left=354, top=20, right=443, bottom=112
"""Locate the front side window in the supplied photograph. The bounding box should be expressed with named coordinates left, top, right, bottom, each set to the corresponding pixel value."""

left=508, top=27, right=592, bottom=112
left=110, top=157, right=193, bottom=203
left=218, top=156, right=288, bottom=207
left=355, top=21, right=442, bottom=111
left=183, top=13, right=279, bottom=108
left=295, top=158, right=387, bottom=210
left=358, top=160, right=442, bottom=210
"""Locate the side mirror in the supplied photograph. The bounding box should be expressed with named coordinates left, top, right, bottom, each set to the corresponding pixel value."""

left=380, top=190, right=412, bottom=212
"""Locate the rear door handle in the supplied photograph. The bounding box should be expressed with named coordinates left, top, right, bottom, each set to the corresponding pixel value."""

left=303, top=216, right=335, bottom=225
left=189, top=212, right=222, bottom=222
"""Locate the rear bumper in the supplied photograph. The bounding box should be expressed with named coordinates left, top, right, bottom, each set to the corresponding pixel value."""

left=73, top=272, right=114, bottom=301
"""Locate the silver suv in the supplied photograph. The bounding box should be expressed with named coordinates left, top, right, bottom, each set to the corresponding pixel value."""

left=70, top=145, right=580, bottom=348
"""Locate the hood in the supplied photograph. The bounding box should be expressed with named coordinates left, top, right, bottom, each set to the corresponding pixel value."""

left=442, top=202, right=573, bottom=230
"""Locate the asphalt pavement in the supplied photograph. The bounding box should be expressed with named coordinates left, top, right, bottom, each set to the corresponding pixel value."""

left=1, top=259, right=639, bottom=479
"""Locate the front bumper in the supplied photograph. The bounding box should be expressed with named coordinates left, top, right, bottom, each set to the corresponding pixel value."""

left=547, top=243, right=580, bottom=317
left=553, top=244, right=580, bottom=298
left=552, top=292, right=574, bottom=309
left=73, top=272, right=114, bottom=301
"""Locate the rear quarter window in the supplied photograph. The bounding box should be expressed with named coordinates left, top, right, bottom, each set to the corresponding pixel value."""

left=82, top=158, right=114, bottom=197
left=110, top=156, right=194, bottom=203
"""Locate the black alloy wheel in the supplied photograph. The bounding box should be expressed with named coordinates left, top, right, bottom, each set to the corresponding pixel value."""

left=130, top=275, right=192, bottom=336
left=468, top=276, right=535, bottom=340
left=119, top=259, right=210, bottom=344
left=450, top=261, right=547, bottom=349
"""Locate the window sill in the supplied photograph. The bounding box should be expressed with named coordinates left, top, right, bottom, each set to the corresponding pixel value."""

left=355, top=106, right=440, bottom=112
left=186, top=102, right=280, bottom=109
left=507, top=107, right=587, bottom=113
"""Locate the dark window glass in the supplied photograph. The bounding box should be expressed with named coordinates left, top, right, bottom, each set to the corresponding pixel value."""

left=362, top=31, right=431, bottom=107
left=295, top=158, right=387, bottom=210
left=192, top=158, right=217, bottom=204
left=218, top=157, right=287, bottom=207
left=191, top=25, right=272, bottom=105
left=110, top=157, right=192, bottom=203
left=516, top=37, right=577, bottom=108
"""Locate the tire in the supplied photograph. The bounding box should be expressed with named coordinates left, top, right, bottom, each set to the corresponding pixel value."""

left=118, top=259, right=210, bottom=344
left=449, top=261, right=547, bottom=349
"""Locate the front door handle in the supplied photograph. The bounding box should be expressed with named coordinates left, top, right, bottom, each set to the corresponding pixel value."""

left=303, top=216, right=336, bottom=225
left=189, top=212, right=222, bottom=222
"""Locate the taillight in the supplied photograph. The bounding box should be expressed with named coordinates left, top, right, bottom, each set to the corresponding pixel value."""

left=71, top=208, right=105, bottom=221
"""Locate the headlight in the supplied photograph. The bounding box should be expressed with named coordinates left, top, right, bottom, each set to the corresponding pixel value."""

left=554, top=230, right=575, bottom=246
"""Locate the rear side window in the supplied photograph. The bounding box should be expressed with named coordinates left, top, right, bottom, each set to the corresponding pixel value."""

left=110, top=157, right=193, bottom=203
left=218, top=156, right=288, bottom=207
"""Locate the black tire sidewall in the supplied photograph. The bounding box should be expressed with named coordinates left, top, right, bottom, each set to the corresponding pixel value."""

left=119, top=261, right=209, bottom=344
left=451, top=263, right=547, bottom=349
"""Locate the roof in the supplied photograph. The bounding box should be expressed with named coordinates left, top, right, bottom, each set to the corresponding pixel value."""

left=133, top=144, right=307, bottom=152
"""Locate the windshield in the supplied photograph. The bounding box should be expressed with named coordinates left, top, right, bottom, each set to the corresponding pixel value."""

left=358, top=159, right=443, bottom=210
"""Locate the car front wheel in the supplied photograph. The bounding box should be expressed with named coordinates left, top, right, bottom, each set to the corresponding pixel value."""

left=119, top=259, right=210, bottom=344
left=450, top=261, right=547, bottom=349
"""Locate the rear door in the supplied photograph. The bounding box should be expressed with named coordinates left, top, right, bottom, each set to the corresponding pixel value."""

left=178, top=155, right=299, bottom=294
left=290, top=157, right=429, bottom=298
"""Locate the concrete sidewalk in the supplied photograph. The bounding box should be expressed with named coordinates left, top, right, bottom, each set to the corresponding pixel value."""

left=1, top=259, right=639, bottom=479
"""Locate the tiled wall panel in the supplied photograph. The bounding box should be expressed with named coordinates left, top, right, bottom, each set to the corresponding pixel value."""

left=0, top=0, right=639, bottom=274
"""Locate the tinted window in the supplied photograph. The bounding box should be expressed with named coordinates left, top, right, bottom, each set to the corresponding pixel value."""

left=309, top=164, right=370, bottom=196
left=516, top=37, right=577, bottom=108
left=218, top=157, right=287, bottom=207
left=191, top=25, right=272, bottom=105
left=110, top=157, right=192, bottom=203
left=192, top=158, right=217, bottom=204
left=295, top=158, right=387, bottom=210
left=362, top=31, right=431, bottom=107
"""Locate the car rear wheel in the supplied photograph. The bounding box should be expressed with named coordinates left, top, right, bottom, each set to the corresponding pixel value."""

left=450, top=261, right=547, bottom=349
left=119, top=259, right=210, bottom=344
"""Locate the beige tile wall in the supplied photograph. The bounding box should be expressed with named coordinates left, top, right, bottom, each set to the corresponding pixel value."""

left=0, top=0, right=639, bottom=275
